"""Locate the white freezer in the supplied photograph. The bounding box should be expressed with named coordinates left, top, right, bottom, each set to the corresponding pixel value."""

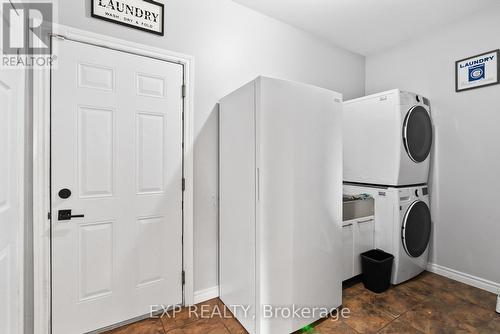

left=219, top=77, right=343, bottom=334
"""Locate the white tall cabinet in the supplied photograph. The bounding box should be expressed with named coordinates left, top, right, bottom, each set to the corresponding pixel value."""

left=219, top=77, right=343, bottom=334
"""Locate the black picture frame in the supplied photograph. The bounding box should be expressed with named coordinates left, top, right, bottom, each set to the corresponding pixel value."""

left=91, top=0, right=165, bottom=36
left=455, top=49, right=500, bottom=92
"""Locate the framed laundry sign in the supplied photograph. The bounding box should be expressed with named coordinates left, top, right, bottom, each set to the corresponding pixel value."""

left=91, top=0, right=164, bottom=36
left=455, top=50, right=499, bottom=92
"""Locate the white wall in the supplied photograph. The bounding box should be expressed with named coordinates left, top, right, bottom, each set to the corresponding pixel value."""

left=366, top=6, right=500, bottom=286
left=56, top=0, right=365, bottom=291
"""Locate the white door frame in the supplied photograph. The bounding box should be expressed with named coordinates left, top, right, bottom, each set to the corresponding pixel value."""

left=33, top=24, right=195, bottom=334
left=0, top=63, right=26, bottom=334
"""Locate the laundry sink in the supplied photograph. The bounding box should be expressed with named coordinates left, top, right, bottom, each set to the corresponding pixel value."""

left=343, top=195, right=374, bottom=221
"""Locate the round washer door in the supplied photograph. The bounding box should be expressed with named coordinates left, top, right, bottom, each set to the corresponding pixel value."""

left=402, top=200, right=431, bottom=258
left=403, top=105, right=433, bottom=163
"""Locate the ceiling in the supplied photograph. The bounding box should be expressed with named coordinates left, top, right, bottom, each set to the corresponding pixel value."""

left=232, top=0, right=498, bottom=55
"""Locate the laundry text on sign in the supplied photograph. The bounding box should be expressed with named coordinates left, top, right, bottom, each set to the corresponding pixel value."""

left=91, top=0, right=164, bottom=35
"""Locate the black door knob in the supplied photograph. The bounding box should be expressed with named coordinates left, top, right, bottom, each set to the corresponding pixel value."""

left=58, top=209, right=84, bottom=221
left=58, top=188, right=71, bottom=199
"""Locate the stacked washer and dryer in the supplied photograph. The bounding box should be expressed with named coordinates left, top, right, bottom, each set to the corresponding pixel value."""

left=343, top=89, right=433, bottom=284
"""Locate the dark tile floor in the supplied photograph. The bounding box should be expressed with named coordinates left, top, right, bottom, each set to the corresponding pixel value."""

left=105, top=272, right=500, bottom=334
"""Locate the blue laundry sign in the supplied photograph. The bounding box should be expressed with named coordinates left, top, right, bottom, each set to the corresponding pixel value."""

left=456, top=50, right=499, bottom=92
left=468, top=64, right=485, bottom=82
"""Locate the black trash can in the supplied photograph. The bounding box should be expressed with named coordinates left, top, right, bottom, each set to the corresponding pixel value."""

left=360, top=249, right=394, bottom=293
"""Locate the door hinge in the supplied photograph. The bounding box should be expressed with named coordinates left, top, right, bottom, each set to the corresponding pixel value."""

left=182, top=85, right=186, bottom=98
left=47, top=212, right=51, bottom=220
left=182, top=178, right=186, bottom=191
left=182, top=270, right=185, bottom=285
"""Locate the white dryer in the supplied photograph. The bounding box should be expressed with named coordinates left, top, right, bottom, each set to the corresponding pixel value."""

left=343, top=183, right=431, bottom=284
left=343, top=89, right=433, bottom=186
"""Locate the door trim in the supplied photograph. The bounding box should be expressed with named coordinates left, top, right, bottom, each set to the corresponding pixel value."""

left=0, top=64, right=26, bottom=334
left=33, top=24, right=195, bottom=334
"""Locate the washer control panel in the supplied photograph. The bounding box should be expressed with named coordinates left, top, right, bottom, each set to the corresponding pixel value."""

left=400, top=186, right=429, bottom=201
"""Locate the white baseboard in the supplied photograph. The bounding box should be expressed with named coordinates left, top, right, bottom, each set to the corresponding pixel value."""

left=193, top=286, right=219, bottom=304
left=427, top=263, right=500, bottom=294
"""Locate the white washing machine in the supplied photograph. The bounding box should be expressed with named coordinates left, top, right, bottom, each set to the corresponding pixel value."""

left=343, top=89, right=433, bottom=186
left=343, top=184, right=431, bottom=284
left=391, top=185, right=431, bottom=284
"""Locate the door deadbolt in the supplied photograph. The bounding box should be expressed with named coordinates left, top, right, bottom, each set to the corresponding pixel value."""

left=58, top=188, right=72, bottom=199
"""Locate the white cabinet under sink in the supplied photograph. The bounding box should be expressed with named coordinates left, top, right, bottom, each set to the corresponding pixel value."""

left=342, top=217, right=375, bottom=280
left=341, top=223, right=355, bottom=281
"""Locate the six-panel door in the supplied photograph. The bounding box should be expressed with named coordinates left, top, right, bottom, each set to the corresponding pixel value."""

left=51, top=39, right=184, bottom=334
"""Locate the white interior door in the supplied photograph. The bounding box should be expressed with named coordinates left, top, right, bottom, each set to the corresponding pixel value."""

left=51, top=39, right=184, bottom=334
left=0, top=68, right=24, bottom=334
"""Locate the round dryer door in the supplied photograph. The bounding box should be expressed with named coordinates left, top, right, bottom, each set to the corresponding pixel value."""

left=403, top=105, right=433, bottom=163
left=402, top=200, right=431, bottom=258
